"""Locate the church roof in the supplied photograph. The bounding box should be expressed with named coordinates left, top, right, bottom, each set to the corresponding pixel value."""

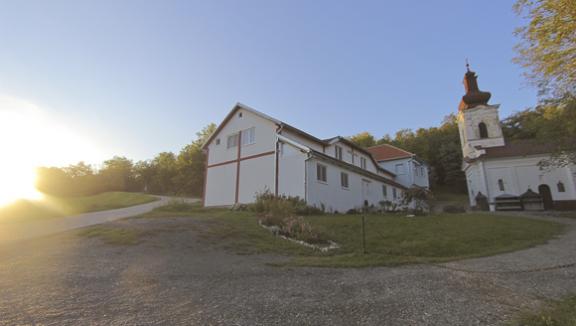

left=366, top=144, right=414, bottom=162
left=481, top=139, right=553, bottom=160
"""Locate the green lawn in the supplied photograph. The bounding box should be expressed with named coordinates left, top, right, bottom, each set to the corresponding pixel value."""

left=141, top=202, right=565, bottom=267
left=510, top=295, right=576, bottom=326
left=0, top=192, right=158, bottom=224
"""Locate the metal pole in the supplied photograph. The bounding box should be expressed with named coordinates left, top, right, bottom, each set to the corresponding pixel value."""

left=361, top=214, right=366, bottom=255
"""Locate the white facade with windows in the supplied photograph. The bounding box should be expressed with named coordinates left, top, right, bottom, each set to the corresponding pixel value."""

left=458, top=67, right=576, bottom=211
left=202, top=103, right=407, bottom=212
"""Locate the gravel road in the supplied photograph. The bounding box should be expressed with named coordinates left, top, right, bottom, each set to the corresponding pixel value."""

left=0, top=213, right=574, bottom=326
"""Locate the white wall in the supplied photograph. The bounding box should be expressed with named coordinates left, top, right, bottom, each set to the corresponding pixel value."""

left=305, top=158, right=403, bottom=213
left=458, top=104, right=505, bottom=158
left=483, top=155, right=576, bottom=202
left=277, top=141, right=307, bottom=199
left=238, top=155, right=275, bottom=204
left=280, top=129, right=324, bottom=152
left=204, top=163, right=236, bottom=206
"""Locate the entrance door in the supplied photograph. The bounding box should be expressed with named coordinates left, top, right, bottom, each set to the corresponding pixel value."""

left=538, top=184, right=554, bottom=210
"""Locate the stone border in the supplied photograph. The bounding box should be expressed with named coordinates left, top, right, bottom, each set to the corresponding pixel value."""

left=258, top=221, right=339, bottom=252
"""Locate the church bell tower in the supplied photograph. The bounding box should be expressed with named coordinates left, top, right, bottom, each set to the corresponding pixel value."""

left=457, top=64, right=505, bottom=159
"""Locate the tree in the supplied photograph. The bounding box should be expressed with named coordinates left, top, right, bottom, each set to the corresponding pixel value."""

left=349, top=132, right=376, bottom=148
left=514, top=0, right=576, bottom=95
left=99, top=156, right=136, bottom=191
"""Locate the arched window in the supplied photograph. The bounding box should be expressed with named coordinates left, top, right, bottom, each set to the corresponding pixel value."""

left=479, top=122, right=488, bottom=139
left=558, top=182, right=566, bottom=193
left=498, top=179, right=505, bottom=191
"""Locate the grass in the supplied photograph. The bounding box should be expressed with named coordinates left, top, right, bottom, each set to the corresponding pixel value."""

left=510, top=295, right=576, bottom=326
left=0, top=192, right=158, bottom=224
left=141, top=202, right=566, bottom=268
left=78, top=226, right=140, bottom=245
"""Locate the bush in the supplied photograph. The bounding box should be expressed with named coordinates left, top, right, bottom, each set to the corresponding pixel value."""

left=443, top=205, right=466, bottom=213
left=251, top=191, right=323, bottom=217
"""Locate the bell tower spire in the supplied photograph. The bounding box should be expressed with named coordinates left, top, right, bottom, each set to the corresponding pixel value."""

left=459, top=62, right=492, bottom=111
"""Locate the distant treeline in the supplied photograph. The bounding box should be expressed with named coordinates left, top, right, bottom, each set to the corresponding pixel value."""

left=36, top=124, right=216, bottom=197
left=349, top=94, right=576, bottom=192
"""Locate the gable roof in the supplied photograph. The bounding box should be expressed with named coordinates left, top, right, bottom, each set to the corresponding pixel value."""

left=202, top=103, right=397, bottom=177
left=202, top=103, right=325, bottom=149
left=366, top=144, right=414, bottom=162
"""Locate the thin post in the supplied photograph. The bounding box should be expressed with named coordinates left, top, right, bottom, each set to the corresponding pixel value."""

left=361, top=214, right=366, bottom=255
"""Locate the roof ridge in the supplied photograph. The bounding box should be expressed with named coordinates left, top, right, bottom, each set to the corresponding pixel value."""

left=368, top=143, right=414, bottom=156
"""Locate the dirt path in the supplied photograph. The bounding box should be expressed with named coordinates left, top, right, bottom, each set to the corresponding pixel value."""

left=0, top=196, right=198, bottom=245
left=0, top=212, right=574, bottom=325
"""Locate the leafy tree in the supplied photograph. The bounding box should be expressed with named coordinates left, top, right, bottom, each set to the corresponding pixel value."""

left=514, top=0, right=576, bottom=95
left=99, top=156, right=136, bottom=191
left=349, top=131, right=376, bottom=148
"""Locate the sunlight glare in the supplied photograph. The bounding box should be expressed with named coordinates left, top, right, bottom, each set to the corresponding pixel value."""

left=0, top=95, right=104, bottom=206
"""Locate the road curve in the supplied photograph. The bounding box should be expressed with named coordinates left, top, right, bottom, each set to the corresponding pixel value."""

left=0, top=196, right=198, bottom=245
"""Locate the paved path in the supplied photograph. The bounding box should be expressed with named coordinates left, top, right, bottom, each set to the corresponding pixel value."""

left=0, top=196, right=198, bottom=245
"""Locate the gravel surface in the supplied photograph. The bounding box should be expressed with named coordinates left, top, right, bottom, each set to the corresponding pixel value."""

left=0, top=213, right=575, bottom=326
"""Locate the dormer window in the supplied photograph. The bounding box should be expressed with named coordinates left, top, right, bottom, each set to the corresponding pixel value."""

left=360, top=157, right=367, bottom=169
left=335, top=146, right=343, bottom=160
left=479, top=122, right=488, bottom=139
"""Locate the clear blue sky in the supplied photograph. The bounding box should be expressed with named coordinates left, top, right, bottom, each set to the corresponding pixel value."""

left=0, top=0, right=536, bottom=165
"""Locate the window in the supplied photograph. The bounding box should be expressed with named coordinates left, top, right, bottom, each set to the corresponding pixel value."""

left=395, top=163, right=405, bottom=175
left=340, top=172, right=349, bottom=188
left=317, top=164, right=327, bottom=183
left=392, top=188, right=397, bottom=199
left=241, top=127, right=255, bottom=146
left=420, top=166, right=425, bottom=176
left=227, top=133, right=239, bottom=149
left=498, top=179, right=505, bottom=191
left=360, top=157, right=367, bottom=169
left=352, top=153, right=357, bottom=164
left=238, top=112, right=243, bottom=118
left=558, top=182, right=566, bottom=193
left=382, top=185, right=388, bottom=198
left=335, top=146, right=343, bottom=160
left=479, top=122, right=488, bottom=139
left=215, top=138, right=221, bottom=145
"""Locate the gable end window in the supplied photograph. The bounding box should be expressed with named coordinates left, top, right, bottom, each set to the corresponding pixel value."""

left=215, top=138, right=221, bottom=145
left=241, top=127, right=256, bottom=146
left=479, top=122, right=489, bottom=139
left=335, top=146, right=343, bottom=160
left=317, top=164, right=327, bottom=183
left=558, top=182, right=566, bottom=193
left=227, top=133, right=239, bottom=149
left=395, top=163, right=405, bottom=175
left=340, top=172, right=349, bottom=188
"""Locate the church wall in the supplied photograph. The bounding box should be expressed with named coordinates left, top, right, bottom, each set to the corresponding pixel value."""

left=483, top=155, right=576, bottom=203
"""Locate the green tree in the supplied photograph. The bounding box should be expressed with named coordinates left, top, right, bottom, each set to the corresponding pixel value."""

left=514, top=0, right=576, bottom=95
left=99, top=156, right=135, bottom=191
left=349, top=131, right=376, bottom=148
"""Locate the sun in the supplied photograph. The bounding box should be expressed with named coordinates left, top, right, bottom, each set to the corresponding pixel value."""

left=0, top=95, right=103, bottom=206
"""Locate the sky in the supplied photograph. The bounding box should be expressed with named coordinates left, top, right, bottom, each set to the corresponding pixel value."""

left=0, top=0, right=536, bottom=167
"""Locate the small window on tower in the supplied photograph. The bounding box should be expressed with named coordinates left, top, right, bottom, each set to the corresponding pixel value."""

left=479, top=122, right=489, bottom=139
left=558, top=182, right=566, bottom=193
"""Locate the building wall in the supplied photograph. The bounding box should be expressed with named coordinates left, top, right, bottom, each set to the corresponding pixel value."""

left=204, top=163, right=236, bottom=206
left=204, top=107, right=278, bottom=206
left=483, top=155, right=576, bottom=201
left=280, top=129, right=324, bottom=152
left=377, top=158, right=429, bottom=189
left=277, top=141, right=307, bottom=199
left=325, top=141, right=379, bottom=174
left=238, top=154, right=275, bottom=204
left=305, top=158, right=403, bottom=213
left=206, top=107, right=278, bottom=166
left=458, top=104, right=505, bottom=158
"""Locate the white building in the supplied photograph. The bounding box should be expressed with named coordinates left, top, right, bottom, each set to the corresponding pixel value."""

left=202, top=103, right=407, bottom=212
left=367, top=144, right=430, bottom=189
left=458, top=66, right=576, bottom=211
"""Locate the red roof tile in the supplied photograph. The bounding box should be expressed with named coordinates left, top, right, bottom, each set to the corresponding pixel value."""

left=366, top=144, right=413, bottom=162
left=482, top=140, right=552, bottom=159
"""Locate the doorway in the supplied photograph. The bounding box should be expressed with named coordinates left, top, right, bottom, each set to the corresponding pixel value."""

left=538, top=184, right=554, bottom=210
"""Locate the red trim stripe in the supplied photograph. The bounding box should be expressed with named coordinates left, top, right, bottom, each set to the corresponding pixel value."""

left=201, top=148, right=209, bottom=206
left=235, top=133, right=242, bottom=204
left=206, top=151, right=275, bottom=169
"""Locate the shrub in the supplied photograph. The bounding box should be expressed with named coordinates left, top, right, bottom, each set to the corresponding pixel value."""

left=443, top=205, right=466, bottom=213
left=251, top=191, right=323, bottom=217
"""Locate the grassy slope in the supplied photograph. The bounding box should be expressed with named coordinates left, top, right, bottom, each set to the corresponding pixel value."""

left=142, top=202, right=565, bottom=268
left=510, top=295, right=576, bottom=326
left=0, top=192, right=158, bottom=224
